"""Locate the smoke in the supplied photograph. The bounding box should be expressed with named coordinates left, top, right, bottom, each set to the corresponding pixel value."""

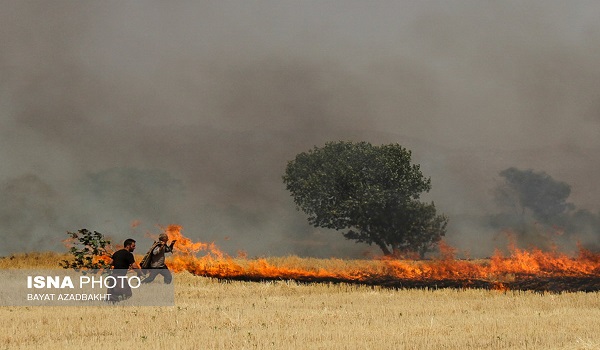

left=74, top=168, right=184, bottom=226
left=1, top=1, right=600, bottom=257
left=0, top=175, right=62, bottom=252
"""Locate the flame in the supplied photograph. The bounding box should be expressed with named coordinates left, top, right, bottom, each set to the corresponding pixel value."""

left=157, top=225, right=600, bottom=291
left=95, top=254, right=112, bottom=265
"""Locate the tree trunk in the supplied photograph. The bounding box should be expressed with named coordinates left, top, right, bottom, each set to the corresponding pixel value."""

left=375, top=240, right=392, bottom=256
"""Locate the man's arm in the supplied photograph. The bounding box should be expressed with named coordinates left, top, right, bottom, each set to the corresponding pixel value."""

left=152, top=242, right=165, bottom=255
left=128, top=253, right=144, bottom=277
left=165, top=240, right=176, bottom=253
left=131, top=261, right=144, bottom=277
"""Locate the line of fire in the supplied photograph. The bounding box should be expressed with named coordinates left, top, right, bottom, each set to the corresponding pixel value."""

left=97, top=225, right=600, bottom=294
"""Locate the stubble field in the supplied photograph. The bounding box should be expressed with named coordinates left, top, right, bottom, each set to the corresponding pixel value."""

left=1, top=252, right=599, bottom=350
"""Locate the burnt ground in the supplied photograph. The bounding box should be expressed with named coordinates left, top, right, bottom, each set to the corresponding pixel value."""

left=200, top=273, right=600, bottom=293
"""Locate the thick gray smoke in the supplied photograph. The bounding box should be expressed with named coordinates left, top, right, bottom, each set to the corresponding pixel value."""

left=1, top=1, right=600, bottom=257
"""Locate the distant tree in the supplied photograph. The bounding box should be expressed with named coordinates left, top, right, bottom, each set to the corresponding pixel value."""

left=494, top=167, right=574, bottom=223
left=283, top=141, right=448, bottom=257
left=490, top=167, right=581, bottom=250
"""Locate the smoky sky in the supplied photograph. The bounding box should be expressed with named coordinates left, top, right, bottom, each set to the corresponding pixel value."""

left=1, top=1, right=600, bottom=257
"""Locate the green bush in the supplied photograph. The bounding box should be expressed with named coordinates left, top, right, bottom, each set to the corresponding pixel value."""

left=60, top=229, right=112, bottom=270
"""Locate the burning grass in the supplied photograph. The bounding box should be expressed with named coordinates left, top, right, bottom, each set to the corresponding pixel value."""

left=160, top=225, right=600, bottom=293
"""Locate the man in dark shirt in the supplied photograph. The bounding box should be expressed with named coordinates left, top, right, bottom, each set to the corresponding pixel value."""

left=108, top=238, right=142, bottom=302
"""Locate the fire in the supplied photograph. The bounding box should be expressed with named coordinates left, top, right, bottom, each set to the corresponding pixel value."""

left=157, top=225, right=600, bottom=292
left=95, top=254, right=112, bottom=266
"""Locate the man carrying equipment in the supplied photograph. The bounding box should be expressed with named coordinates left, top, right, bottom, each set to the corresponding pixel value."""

left=141, top=233, right=176, bottom=284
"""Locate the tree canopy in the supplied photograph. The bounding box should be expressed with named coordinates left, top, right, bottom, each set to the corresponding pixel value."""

left=60, top=229, right=112, bottom=270
left=495, top=167, right=573, bottom=223
left=283, top=141, right=448, bottom=257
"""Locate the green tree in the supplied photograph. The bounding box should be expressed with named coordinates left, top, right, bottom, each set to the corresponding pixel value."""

left=283, top=141, right=448, bottom=257
left=60, top=229, right=113, bottom=270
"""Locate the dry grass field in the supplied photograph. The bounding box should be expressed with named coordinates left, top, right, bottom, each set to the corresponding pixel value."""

left=1, top=252, right=600, bottom=350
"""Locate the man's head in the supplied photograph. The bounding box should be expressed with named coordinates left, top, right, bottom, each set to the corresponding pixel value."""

left=124, top=238, right=136, bottom=252
left=158, top=233, right=169, bottom=243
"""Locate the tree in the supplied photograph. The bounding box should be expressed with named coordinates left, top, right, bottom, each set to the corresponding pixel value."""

left=490, top=167, right=578, bottom=250
left=60, top=229, right=113, bottom=270
left=494, top=167, right=574, bottom=224
left=283, top=141, right=448, bottom=257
